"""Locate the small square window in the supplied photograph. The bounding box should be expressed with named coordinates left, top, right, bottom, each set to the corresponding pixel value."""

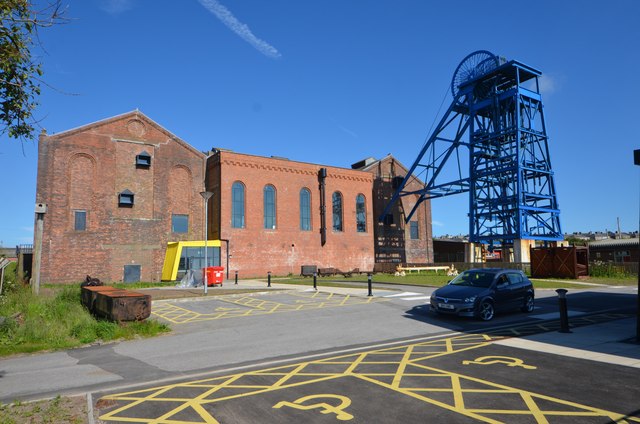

left=136, top=151, right=151, bottom=168
left=119, top=189, right=134, bottom=207
left=74, top=210, right=87, bottom=231
left=172, top=214, right=188, bottom=233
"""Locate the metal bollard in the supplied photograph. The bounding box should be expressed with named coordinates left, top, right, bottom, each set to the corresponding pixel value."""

left=556, top=289, right=571, bottom=333
left=313, top=272, right=317, bottom=290
left=367, top=273, right=373, bottom=297
left=268, top=271, right=271, bottom=287
left=235, top=270, right=238, bottom=285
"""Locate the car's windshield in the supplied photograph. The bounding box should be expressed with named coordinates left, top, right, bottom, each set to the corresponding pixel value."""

left=449, top=271, right=495, bottom=288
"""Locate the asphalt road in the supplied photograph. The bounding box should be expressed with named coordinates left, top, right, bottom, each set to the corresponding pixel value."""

left=1, top=284, right=638, bottom=423
left=95, top=331, right=640, bottom=423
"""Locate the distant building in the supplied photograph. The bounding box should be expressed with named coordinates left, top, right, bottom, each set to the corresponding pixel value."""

left=588, top=238, right=639, bottom=263
left=433, top=239, right=465, bottom=263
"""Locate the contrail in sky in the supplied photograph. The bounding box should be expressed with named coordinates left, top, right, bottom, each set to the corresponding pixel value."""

left=197, top=0, right=281, bottom=59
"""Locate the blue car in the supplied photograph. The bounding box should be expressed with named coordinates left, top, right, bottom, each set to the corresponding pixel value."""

left=430, top=268, right=535, bottom=321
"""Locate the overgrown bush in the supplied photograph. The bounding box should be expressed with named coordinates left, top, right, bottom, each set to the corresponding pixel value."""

left=589, top=261, right=631, bottom=278
left=0, top=283, right=169, bottom=356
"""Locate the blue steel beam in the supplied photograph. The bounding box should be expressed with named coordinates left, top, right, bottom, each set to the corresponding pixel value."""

left=381, top=52, right=562, bottom=249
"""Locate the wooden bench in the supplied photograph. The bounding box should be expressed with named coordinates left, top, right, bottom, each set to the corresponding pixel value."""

left=395, top=266, right=455, bottom=276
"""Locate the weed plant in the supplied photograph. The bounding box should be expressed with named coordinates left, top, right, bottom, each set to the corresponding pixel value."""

left=589, top=261, right=632, bottom=278
left=0, top=282, right=169, bottom=357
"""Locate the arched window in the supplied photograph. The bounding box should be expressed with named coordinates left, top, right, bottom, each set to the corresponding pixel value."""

left=300, top=188, right=311, bottom=231
left=231, top=182, right=245, bottom=228
left=332, top=191, right=343, bottom=232
left=263, top=185, right=276, bottom=229
left=356, top=194, right=366, bottom=232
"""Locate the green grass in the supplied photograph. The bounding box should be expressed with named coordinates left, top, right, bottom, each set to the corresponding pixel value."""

left=280, top=272, right=635, bottom=290
left=529, top=279, right=593, bottom=289
left=282, top=273, right=455, bottom=288
left=0, top=284, right=169, bottom=357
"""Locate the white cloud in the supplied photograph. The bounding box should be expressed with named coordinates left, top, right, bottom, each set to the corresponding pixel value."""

left=100, top=0, right=134, bottom=15
left=338, top=125, right=358, bottom=139
left=538, top=74, right=558, bottom=96
left=432, top=220, right=445, bottom=227
left=197, top=0, right=281, bottom=59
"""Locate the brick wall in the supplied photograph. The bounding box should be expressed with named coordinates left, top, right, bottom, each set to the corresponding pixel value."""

left=36, top=111, right=206, bottom=283
left=206, top=151, right=375, bottom=277
left=361, top=156, right=434, bottom=265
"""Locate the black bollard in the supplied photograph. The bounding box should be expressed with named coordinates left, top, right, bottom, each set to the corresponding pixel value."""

left=268, top=271, right=271, bottom=287
left=556, top=289, right=571, bottom=333
left=313, top=272, right=317, bottom=290
left=235, top=270, right=238, bottom=285
left=367, top=273, right=373, bottom=297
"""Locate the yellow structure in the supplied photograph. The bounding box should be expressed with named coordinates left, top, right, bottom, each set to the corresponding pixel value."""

left=162, top=240, right=221, bottom=281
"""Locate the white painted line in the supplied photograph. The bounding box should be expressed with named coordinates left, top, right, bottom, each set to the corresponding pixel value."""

left=401, top=296, right=430, bottom=301
left=384, top=292, right=422, bottom=298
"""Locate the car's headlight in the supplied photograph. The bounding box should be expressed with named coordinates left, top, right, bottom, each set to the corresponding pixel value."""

left=464, top=296, right=477, bottom=303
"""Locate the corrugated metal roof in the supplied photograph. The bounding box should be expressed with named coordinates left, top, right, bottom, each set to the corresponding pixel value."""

left=589, top=238, right=639, bottom=248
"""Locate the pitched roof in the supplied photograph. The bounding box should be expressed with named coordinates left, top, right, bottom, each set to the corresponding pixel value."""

left=589, top=238, right=639, bottom=248
left=41, top=110, right=206, bottom=158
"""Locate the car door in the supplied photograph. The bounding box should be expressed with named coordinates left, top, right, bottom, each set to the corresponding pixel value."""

left=492, top=273, right=515, bottom=311
left=506, top=272, right=528, bottom=308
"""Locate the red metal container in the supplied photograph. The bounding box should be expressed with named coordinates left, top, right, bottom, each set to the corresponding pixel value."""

left=203, top=266, right=224, bottom=286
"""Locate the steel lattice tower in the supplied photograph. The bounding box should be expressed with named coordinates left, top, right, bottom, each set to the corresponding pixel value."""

left=382, top=51, right=562, bottom=251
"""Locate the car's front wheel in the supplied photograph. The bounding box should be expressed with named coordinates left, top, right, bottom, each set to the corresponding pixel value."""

left=521, top=294, right=535, bottom=313
left=477, top=301, right=494, bottom=321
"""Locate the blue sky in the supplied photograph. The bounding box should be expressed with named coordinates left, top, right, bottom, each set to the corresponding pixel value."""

left=1, top=0, right=639, bottom=246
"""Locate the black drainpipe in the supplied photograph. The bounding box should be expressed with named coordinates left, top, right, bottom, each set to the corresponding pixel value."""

left=318, top=168, right=327, bottom=246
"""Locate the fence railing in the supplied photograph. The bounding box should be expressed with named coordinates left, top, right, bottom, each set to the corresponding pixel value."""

left=375, top=261, right=638, bottom=277
left=374, top=262, right=531, bottom=274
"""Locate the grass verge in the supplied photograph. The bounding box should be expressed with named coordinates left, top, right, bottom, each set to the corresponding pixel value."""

left=0, top=284, right=170, bottom=357
left=279, top=273, right=634, bottom=290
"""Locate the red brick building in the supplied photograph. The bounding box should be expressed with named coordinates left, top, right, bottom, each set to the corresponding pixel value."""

left=206, top=150, right=375, bottom=276
left=353, top=155, right=434, bottom=269
left=35, top=112, right=434, bottom=282
left=35, top=111, right=206, bottom=283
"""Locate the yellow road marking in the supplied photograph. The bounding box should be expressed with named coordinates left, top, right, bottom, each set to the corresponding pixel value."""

left=273, top=394, right=353, bottom=421
left=99, top=333, right=640, bottom=424
left=152, top=292, right=387, bottom=324
left=462, top=356, right=537, bottom=370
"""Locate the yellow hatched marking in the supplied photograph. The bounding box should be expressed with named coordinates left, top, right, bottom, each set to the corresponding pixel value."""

left=100, top=333, right=640, bottom=424
left=520, top=392, right=549, bottom=424
left=391, top=344, right=413, bottom=388
left=152, top=292, right=388, bottom=324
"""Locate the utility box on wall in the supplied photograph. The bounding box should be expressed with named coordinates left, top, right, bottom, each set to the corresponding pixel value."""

left=123, top=265, right=141, bottom=283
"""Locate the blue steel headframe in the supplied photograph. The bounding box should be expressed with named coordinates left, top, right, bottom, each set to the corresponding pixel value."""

left=380, top=52, right=563, bottom=245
